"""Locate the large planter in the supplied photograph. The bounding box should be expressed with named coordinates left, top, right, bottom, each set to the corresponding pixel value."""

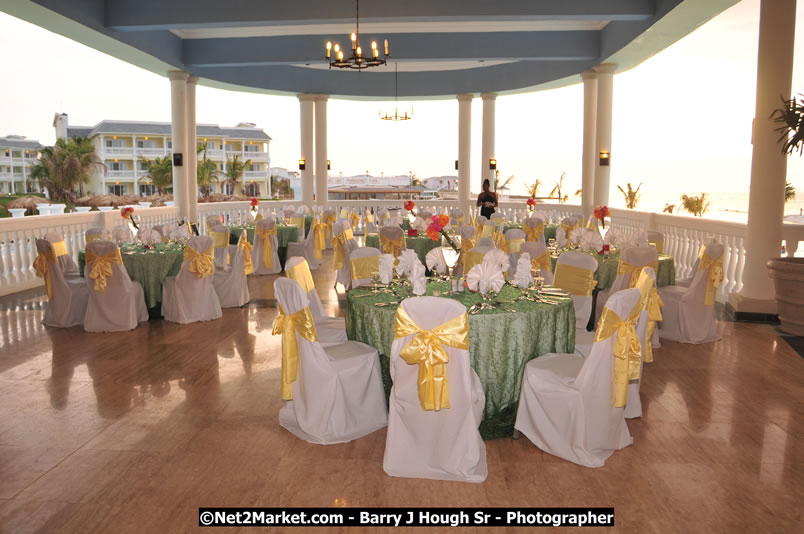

left=767, top=257, right=804, bottom=335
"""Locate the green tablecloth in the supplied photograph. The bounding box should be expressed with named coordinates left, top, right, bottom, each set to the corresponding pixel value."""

left=78, top=243, right=184, bottom=309
left=550, top=250, right=675, bottom=290
left=364, top=234, right=441, bottom=266
left=346, top=280, right=576, bottom=439
left=503, top=223, right=558, bottom=241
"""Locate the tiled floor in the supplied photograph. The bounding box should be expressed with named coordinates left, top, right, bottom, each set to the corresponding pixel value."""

left=0, top=250, right=801, bottom=533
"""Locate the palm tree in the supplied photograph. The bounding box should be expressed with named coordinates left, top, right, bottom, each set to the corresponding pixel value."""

left=785, top=182, right=796, bottom=202
left=223, top=154, right=252, bottom=195
left=680, top=193, right=711, bottom=217
left=526, top=179, right=542, bottom=198
left=617, top=182, right=643, bottom=209
left=29, top=137, right=104, bottom=207
left=142, top=155, right=173, bottom=195
left=495, top=173, right=515, bottom=194
left=772, top=94, right=804, bottom=156
left=663, top=203, right=676, bottom=214
left=548, top=172, right=569, bottom=203
left=196, top=146, right=219, bottom=198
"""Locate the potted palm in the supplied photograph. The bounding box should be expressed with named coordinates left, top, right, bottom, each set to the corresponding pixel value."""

left=767, top=94, right=804, bottom=335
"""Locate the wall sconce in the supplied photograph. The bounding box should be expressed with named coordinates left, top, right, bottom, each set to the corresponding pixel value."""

left=599, top=150, right=610, bottom=166
left=327, top=160, right=331, bottom=170
left=455, top=160, right=459, bottom=170
left=489, top=158, right=497, bottom=170
left=299, top=158, right=306, bottom=170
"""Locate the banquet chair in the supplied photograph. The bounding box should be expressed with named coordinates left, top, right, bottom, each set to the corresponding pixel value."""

left=83, top=240, right=148, bottom=332
left=558, top=216, right=581, bottom=246
left=285, top=256, right=347, bottom=343
left=206, top=215, right=223, bottom=234
left=162, top=235, right=222, bottom=324
left=658, top=240, right=723, bottom=343
left=383, top=296, right=487, bottom=482
left=350, top=247, right=381, bottom=288
left=86, top=227, right=110, bottom=245
left=251, top=219, right=281, bottom=275
left=647, top=230, right=665, bottom=254
left=111, top=224, right=133, bottom=244
left=289, top=212, right=306, bottom=240
left=675, top=241, right=710, bottom=288
left=450, top=208, right=465, bottom=227
left=332, top=221, right=360, bottom=290
left=169, top=224, right=191, bottom=240
left=503, top=228, right=526, bottom=277
left=514, top=288, right=640, bottom=467
left=44, top=232, right=80, bottom=277
left=323, top=208, right=338, bottom=249
left=476, top=236, right=494, bottom=247
left=283, top=207, right=296, bottom=221
left=523, top=217, right=547, bottom=245
left=213, top=232, right=250, bottom=308
left=287, top=217, right=323, bottom=270
left=453, top=225, right=477, bottom=278
left=596, top=247, right=659, bottom=322
left=274, top=277, right=387, bottom=444
left=151, top=224, right=168, bottom=240
left=623, top=268, right=657, bottom=419
left=463, top=243, right=496, bottom=275
left=379, top=225, right=406, bottom=258
left=364, top=211, right=379, bottom=234
left=210, top=225, right=231, bottom=269
left=521, top=242, right=553, bottom=285
left=553, top=251, right=598, bottom=330
left=34, top=238, right=88, bottom=327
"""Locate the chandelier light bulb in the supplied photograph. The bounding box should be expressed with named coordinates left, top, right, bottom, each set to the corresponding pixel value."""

left=334, top=43, right=340, bottom=53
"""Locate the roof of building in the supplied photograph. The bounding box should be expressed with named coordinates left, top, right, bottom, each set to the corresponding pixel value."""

left=65, top=120, right=271, bottom=141
left=0, top=136, right=43, bottom=150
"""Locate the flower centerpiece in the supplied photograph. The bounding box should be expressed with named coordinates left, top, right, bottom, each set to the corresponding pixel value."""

left=121, top=206, right=139, bottom=230
left=526, top=197, right=537, bottom=213
left=250, top=197, right=260, bottom=221
left=404, top=200, right=416, bottom=224
left=593, top=205, right=611, bottom=229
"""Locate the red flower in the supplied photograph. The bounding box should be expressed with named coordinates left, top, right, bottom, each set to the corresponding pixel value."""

left=593, top=205, right=611, bottom=221
left=250, top=197, right=259, bottom=208
left=121, top=207, right=134, bottom=219
left=426, top=223, right=441, bottom=241
left=436, top=214, right=450, bottom=228
left=404, top=200, right=416, bottom=211
left=526, top=198, right=537, bottom=207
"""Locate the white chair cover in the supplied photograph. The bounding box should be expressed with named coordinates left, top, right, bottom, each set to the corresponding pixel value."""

left=554, top=251, right=598, bottom=330
left=523, top=217, right=547, bottom=246
left=287, top=218, right=322, bottom=270
left=503, top=228, right=525, bottom=276
left=275, top=278, right=387, bottom=444
left=323, top=208, right=337, bottom=249
left=514, top=288, right=638, bottom=467
left=251, top=218, right=281, bottom=275
left=658, top=241, right=723, bottom=343
left=206, top=215, right=223, bottom=232
left=111, top=225, right=133, bottom=244
left=83, top=240, right=148, bottom=332
left=350, top=247, right=381, bottom=288
left=36, top=239, right=88, bottom=327
left=44, top=232, right=79, bottom=276
left=520, top=241, right=554, bottom=285
left=169, top=224, right=191, bottom=240
left=333, top=221, right=360, bottom=290
left=365, top=212, right=379, bottom=234
left=623, top=268, right=655, bottom=420
left=284, top=256, right=347, bottom=344
left=596, top=247, right=659, bottom=320
left=161, top=235, right=223, bottom=324
left=213, top=233, right=250, bottom=308
left=210, top=224, right=231, bottom=269
left=383, top=297, right=487, bottom=482
left=476, top=237, right=494, bottom=248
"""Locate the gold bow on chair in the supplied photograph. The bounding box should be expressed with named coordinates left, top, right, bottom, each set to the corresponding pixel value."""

left=33, top=249, right=56, bottom=299
left=323, top=213, right=337, bottom=239
left=255, top=225, right=277, bottom=269
left=530, top=251, right=553, bottom=275
left=524, top=223, right=544, bottom=243
left=351, top=212, right=360, bottom=228
left=380, top=235, right=404, bottom=258
left=493, top=230, right=507, bottom=251
left=184, top=244, right=215, bottom=279
left=271, top=304, right=318, bottom=400
left=86, top=248, right=124, bottom=292
left=458, top=238, right=475, bottom=268
left=394, top=305, right=469, bottom=411
left=238, top=237, right=254, bottom=276
left=617, top=259, right=659, bottom=289
left=51, top=240, right=68, bottom=258
left=560, top=222, right=577, bottom=244
left=332, top=228, right=354, bottom=270
left=286, top=259, right=315, bottom=293
left=699, top=252, right=723, bottom=306
left=312, top=222, right=327, bottom=259
left=350, top=255, right=380, bottom=281
left=553, top=263, right=597, bottom=296
left=594, top=304, right=642, bottom=407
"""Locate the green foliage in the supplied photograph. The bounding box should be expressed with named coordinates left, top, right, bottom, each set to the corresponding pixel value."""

left=785, top=182, right=796, bottom=202
left=617, top=182, right=643, bottom=209
left=771, top=94, right=804, bottom=156
left=196, top=146, right=219, bottom=198
left=223, top=154, right=252, bottom=194
left=29, top=137, right=104, bottom=207
left=663, top=203, right=676, bottom=214
left=270, top=175, right=293, bottom=199
left=680, top=193, right=711, bottom=217
left=526, top=179, right=541, bottom=198
left=141, top=155, right=173, bottom=194
left=548, top=172, right=569, bottom=203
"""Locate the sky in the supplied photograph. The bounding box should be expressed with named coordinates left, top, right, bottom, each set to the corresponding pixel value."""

left=0, top=0, right=802, bottom=207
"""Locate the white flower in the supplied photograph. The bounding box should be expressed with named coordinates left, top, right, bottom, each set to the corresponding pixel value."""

left=482, top=247, right=510, bottom=273
left=514, top=252, right=534, bottom=289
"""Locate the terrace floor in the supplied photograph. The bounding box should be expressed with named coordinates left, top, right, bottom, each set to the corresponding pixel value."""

left=0, top=250, right=801, bottom=533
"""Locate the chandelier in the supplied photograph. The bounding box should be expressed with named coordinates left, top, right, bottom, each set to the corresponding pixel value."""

left=380, top=62, right=413, bottom=121
left=325, top=0, right=389, bottom=70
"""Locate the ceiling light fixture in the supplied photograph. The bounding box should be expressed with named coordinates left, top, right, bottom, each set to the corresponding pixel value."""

left=325, top=0, right=389, bottom=71
left=379, top=62, right=413, bottom=121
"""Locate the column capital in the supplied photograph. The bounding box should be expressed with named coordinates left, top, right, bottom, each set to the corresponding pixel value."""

left=167, top=70, right=190, bottom=82
left=297, top=93, right=318, bottom=102
left=594, top=63, right=617, bottom=75
left=580, top=70, right=598, bottom=81
left=314, top=94, right=329, bottom=102
left=187, top=75, right=200, bottom=85
left=480, top=92, right=497, bottom=101
left=457, top=93, right=474, bottom=102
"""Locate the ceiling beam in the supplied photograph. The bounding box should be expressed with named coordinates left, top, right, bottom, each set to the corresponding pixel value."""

left=183, top=31, right=600, bottom=68
left=105, top=0, right=655, bottom=31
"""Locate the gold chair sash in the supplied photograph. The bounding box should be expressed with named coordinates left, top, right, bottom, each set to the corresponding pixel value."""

left=351, top=212, right=360, bottom=228
left=184, top=244, right=215, bottom=279
left=210, top=230, right=230, bottom=266
left=649, top=240, right=664, bottom=253
left=286, top=259, right=316, bottom=293
left=272, top=304, right=318, bottom=400
left=463, top=250, right=485, bottom=275
left=332, top=228, right=354, bottom=270
left=594, top=304, right=642, bottom=407
left=699, top=252, right=723, bottom=306
left=255, top=225, right=277, bottom=269
left=51, top=240, right=68, bottom=257
left=86, top=248, right=124, bottom=292
left=312, top=222, right=327, bottom=259
left=530, top=251, right=552, bottom=275
left=33, top=249, right=56, bottom=299
left=480, top=224, right=495, bottom=238
left=339, top=208, right=350, bottom=219
left=350, top=255, right=380, bottom=281
left=380, top=235, right=405, bottom=258
left=86, top=233, right=104, bottom=244
left=493, top=230, right=506, bottom=251
left=238, top=237, right=254, bottom=276
left=635, top=271, right=663, bottom=363
left=505, top=237, right=525, bottom=254
left=617, top=259, right=659, bottom=289
left=288, top=217, right=305, bottom=233
left=324, top=213, right=337, bottom=239
left=524, top=224, right=544, bottom=243
left=365, top=213, right=374, bottom=223
left=553, top=263, right=597, bottom=296
left=458, top=238, right=475, bottom=267
left=394, top=305, right=469, bottom=411
left=254, top=213, right=264, bottom=222
left=560, top=222, right=577, bottom=243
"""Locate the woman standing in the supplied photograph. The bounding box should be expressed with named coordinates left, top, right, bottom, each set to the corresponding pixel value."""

left=476, top=179, right=498, bottom=219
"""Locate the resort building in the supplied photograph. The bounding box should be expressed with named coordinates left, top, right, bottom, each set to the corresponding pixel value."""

left=54, top=113, right=271, bottom=197
left=289, top=172, right=435, bottom=200
left=0, top=135, right=43, bottom=194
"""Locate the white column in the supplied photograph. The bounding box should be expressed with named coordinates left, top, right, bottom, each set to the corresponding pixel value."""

left=168, top=70, right=189, bottom=219
left=186, top=75, right=199, bottom=223
left=593, top=63, right=616, bottom=208
left=731, top=0, right=797, bottom=311
left=314, top=95, right=329, bottom=207
left=457, top=94, right=473, bottom=216
left=480, top=92, right=496, bottom=189
left=298, top=94, right=315, bottom=206
left=580, top=70, right=598, bottom=222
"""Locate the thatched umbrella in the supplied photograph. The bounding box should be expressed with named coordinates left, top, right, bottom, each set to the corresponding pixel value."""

left=7, top=196, right=49, bottom=215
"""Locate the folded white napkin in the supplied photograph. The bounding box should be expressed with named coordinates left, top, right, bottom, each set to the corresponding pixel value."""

left=482, top=247, right=510, bottom=273
left=396, top=249, right=420, bottom=277
left=514, top=252, right=534, bottom=289
left=411, top=261, right=427, bottom=295
left=577, top=228, right=604, bottom=253
left=466, top=262, right=505, bottom=295
left=139, top=228, right=160, bottom=245
left=379, top=254, right=395, bottom=284
left=425, top=248, right=447, bottom=274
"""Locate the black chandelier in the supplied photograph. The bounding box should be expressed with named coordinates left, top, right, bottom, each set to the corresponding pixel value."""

left=325, top=0, right=389, bottom=70
left=380, top=62, right=413, bottom=121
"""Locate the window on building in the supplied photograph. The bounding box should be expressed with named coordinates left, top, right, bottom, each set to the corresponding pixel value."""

left=111, top=162, right=121, bottom=171
left=139, top=162, right=149, bottom=171
left=108, top=184, right=127, bottom=196
left=244, top=144, right=258, bottom=152
left=167, top=141, right=172, bottom=149
left=248, top=164, right=258, bottom=172
left=223, top=182, right=234, bottom=196
left=245, top=183, right=260, bottom=197
left=139, top=184, right=157, bottom=196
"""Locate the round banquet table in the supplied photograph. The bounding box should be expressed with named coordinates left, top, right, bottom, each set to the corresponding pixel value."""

left=364, top=234, right=441, bottom=266
left=78, top=242, right=185, bottom=310
left=550, top=249, right=676, bottom=290
left=346, top=280, right=576, bottom=439
left=229, top=223, right=300, bottom=268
